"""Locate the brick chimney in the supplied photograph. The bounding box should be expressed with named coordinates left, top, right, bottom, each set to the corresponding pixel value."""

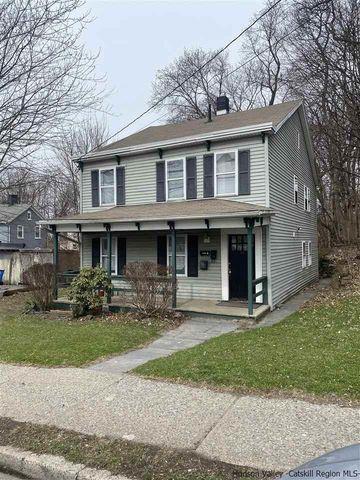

left=8, top=194, right=19, bottom=206
left=216, top=95, right=230, bottom=115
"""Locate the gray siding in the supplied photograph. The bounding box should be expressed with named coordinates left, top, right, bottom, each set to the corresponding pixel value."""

left=268, top=111, right=318, bottom=306
left=82, top=230, right=222, bottom=300
left=81, top=136, right=266, bottom=213
left=7, top=208, right=46, bottom=249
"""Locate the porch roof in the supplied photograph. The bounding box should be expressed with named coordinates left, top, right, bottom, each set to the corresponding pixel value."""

left=44, top=199, right=274, bottom=225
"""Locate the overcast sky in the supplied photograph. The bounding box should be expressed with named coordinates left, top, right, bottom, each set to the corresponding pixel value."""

left=83, top=0, right=264, bottom=141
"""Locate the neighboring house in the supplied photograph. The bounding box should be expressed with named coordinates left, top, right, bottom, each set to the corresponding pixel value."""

left=44, top=98, right=318, bottom=315
left=0, top=196, right=46, bottom=249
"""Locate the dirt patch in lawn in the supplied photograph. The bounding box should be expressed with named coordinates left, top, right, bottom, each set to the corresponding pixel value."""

left=0, top=417, right=281, bottom=480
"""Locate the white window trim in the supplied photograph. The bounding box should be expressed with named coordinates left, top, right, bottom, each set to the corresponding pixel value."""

left=27, top=211, right=32, bottom=220
left=167, top=234, right=188, bottom=277
left=294, top=175, right=298, bottom=204
left=214, top=150, right=238, bottom=197
left=17, top=225, right=24, bottom=239
left=308, top=241, right=312, bottom=266
left=165, top=158, right=186, bottom=201
left=35, top=225, right=41, bottom=239
left=304, top=185, right=311, bottom=212
left=100, top=237, right=117, bottom=275
left=301, top=241, right=307, bottom=269
left=99, top=167, right=116, bottom=206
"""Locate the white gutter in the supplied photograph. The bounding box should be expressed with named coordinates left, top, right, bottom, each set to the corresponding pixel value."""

left=80, top=122, right=274, bottom=161
left=40, top=209, right=275, bottom=226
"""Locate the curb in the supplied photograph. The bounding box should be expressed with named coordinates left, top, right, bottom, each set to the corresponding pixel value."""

left=0, top=445, right=131, bottom=480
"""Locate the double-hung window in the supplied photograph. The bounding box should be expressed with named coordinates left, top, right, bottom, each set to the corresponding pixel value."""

left=35, top=225, right=41, bottom=239
left=304, top=185, right=311, bottom=211
left=302, top=241, right=307, bottom=268
left=215, top=151, right=236, bottom=195
left=301, top=240, right=312, bottom=268
left=17, top=225, right=24, bottom=239
left=27, top=211, right=32, bottom=220
left=167, top=235, right=187, bottom=276
left=167, top=159, right=184, bottom=200
left=294, top=176, right=298, bottom=204
left=100, top=237, right=117, bottom=274
left=100, top=169, right=115, bottom=205
left=308, top=241, right=312, bottom=266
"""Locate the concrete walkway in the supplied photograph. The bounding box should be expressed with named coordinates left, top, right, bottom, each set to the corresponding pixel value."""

left=89, top=280, right=329, bottom=375
left=88, top=316, right=240, bottom=374
left=0, top=364, right=359, bottom=472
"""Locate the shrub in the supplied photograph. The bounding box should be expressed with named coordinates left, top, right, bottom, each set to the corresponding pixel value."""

left=121, top=261, right=174, bottom=318
left=23, top=263, right=55, bottom=311
left=67, top=266, right=111, bottom=317
left=319, top=256, right=336, bottom=278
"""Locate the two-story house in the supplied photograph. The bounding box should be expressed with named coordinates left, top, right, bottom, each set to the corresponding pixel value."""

left=0, top=196, right=46, bottom=249
left=45, top=99, right=318, bottom=317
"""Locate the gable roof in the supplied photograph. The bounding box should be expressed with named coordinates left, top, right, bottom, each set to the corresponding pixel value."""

left=84, top=100, right=303, bottom=160
left=0, top=204, right=41, bottom=224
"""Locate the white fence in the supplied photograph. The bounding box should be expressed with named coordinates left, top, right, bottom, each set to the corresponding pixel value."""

left=0, top=249, right=52, bottom=285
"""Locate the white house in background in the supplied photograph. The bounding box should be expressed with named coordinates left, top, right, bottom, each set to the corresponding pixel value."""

left=43, top=98, right=318, bottom=318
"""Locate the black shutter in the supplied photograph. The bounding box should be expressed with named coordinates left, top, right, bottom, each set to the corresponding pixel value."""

left=91, top=170, right=99, bottom=207
left=92, top=238, right=100, bottom=267
left=187, top=235, right=198, bottom=277
left=116, top=166, right=125, bottom=205
left=157, top=235, right=167, bottom=267
left=156, top=162, right=165, bottom=202
left=186, top=156, right=197, bottom=199
left=238, top=150, right=250, bottom=195
left=117, top=237, right=126, bottom=275
left=203, top=154, right=214, bottom=198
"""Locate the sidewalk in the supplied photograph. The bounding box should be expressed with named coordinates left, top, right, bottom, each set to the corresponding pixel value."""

left=0, top=364, right=359, bottom=472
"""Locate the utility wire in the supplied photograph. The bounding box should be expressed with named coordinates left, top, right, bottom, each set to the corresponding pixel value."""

left=75, top=0, right=284, bottom=160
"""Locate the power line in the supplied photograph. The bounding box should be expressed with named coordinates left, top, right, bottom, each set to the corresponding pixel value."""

left=76, top=0, right=284, bottom=160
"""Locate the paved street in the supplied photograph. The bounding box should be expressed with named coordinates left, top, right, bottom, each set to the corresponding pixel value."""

left=0, top=364, right=359, bottom=472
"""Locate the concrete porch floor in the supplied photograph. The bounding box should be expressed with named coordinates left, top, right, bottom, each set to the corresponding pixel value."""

left=176, top=298, right=269, bottom=320
left=54, top=296, right=269, bottom=320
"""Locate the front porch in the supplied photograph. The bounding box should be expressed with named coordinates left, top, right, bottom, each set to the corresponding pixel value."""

left=47, top=199, right=274, bottom=318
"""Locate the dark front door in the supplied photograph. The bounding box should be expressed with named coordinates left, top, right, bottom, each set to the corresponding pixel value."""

left=228, top=234, right=255, bottom=300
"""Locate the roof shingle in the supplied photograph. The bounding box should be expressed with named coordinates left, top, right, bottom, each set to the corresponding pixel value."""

left=96, top=100, right=301, bottom=153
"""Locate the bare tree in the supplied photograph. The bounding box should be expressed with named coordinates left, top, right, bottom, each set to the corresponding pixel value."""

left=0, top=0, right=106, bottom=175
left=243, top=0, right=290, bottom=106
left=0, top=117, right=109, bottom=217
left=50, top=116, right=109, bottom=216
left=150, top=48, right=262, bottom=123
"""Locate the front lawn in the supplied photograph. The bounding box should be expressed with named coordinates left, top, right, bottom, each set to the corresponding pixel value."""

left=136, top=294, right=360, bottom=400
left=0, top=294, right=165, bottom=367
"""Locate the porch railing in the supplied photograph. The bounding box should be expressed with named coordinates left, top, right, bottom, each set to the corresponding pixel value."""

left=57, top=271, right=79, bottom=289
left=249, top=275, right=268, bottom=315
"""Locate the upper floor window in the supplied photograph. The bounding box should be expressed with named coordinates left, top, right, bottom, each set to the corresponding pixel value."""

left=17, top=225, right=24, bottom=239
left=304, top=185, right=311, bottom=211
left=167, top=159, right=185, bottom=200
left=215, top=152, right=236, bottom=195
left=27, top=211, right=32, bottom=220
left=294, top=176, right=298, bottom=204
left=297, top=130, right=301, bottom=149
left=35, top=225, right=41, bottom=239
left=167, top=235, right=187, bottom=276
left=100, top=168, right=115, bottom=205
